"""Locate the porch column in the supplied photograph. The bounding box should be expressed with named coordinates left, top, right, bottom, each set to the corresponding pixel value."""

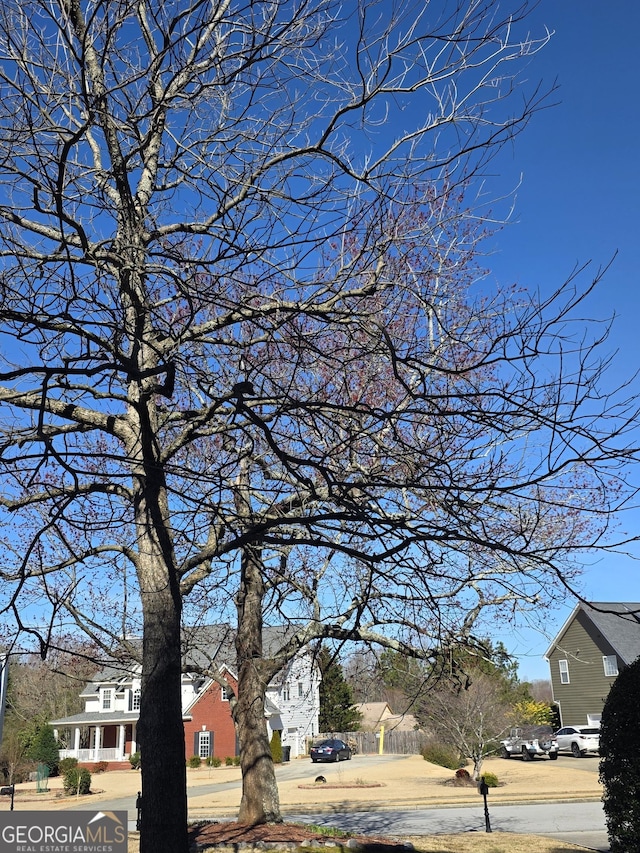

left=74, top=728, right=81, bottom=752
left=130, top=724, right=137, bottom=755
left=118, top=725, right=125, bottom=759
left=94, top=726, right=102, bottom=759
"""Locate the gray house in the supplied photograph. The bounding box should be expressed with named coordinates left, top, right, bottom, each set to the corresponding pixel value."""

left=545, top=601, right=640, bottom=727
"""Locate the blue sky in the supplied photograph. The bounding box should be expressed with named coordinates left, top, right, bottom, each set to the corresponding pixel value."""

left=486, top=1, right=640, bottom=680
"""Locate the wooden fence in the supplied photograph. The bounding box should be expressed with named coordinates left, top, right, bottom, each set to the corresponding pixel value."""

left=314, top=729, right=428, bottom=755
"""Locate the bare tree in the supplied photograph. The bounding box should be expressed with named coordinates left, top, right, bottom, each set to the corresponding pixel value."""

left=420, top=671, right=514, bottom=779
left=0, top=2, right=637, bottom=852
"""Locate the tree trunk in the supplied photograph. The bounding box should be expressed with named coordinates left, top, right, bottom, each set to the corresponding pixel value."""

left=235, top=545, right=282, bottom=825
left=137, top=586, right=187, bottom=853
left=133, top=474, right=188, bottom=853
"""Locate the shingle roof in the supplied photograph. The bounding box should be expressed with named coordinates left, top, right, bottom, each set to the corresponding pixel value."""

left=546, top=601, right=640, bottom=664
left=582, top=602, right=640, bottom=664
left=49, top=710, right=140, bottom=726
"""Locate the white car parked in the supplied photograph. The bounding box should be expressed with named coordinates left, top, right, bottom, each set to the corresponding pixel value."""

left=555, top=725, right=600, bottom=757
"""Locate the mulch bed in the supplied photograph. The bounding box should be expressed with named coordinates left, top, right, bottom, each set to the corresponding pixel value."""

left=187, top=821, right=412, bottom=851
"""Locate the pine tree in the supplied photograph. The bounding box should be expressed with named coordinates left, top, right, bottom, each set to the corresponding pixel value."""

left=319, top=649, right=361, bottom=733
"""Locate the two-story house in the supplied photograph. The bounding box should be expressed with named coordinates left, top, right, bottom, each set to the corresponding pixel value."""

left=545, top=601, right=640, bottom=727
left=50, top=625, right=320, bottom=767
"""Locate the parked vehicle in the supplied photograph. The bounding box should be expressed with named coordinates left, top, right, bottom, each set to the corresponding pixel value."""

left=555, top=725, right=600, bottom=757
left=500, top=725, right=559, bottom=760
left=310, top=738, right=352, bottom=762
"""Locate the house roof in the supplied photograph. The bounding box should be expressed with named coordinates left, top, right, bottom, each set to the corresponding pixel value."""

left=182, top=624, right=299, bottom=671
left=354, top=702, right=420, bottom=732
left=50, top=710, right=140, bottom=726
left=545, top=601, right=640, bottom=664
left=51, top=624, right=307, bottom=727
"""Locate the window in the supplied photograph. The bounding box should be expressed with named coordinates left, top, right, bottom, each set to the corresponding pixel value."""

left=102, top=688, right=112, bottom=710
left=131, top=688, right=141, bottom=711
left=198, top=731, right=211, bottom=759
left=603, top=655, right=619, bottom=677
left=282, top=683, right=290, bottom=702
left=559, top=659, right=570, bottom=684
left=194, top=730, right=212, bottom=759
left=221, top=686, right=229, bottom=701
left=298, top=682, right=304, bottom=698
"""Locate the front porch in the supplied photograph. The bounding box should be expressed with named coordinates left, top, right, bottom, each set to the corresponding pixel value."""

left=55, top=720, right=138, bottom=766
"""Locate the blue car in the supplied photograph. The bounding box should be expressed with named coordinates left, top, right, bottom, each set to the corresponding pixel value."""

left=310, top=738, right=352, bottom=763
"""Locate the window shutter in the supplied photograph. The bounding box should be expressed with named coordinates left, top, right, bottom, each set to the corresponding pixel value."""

left=193, top=732, right=199, bottom=756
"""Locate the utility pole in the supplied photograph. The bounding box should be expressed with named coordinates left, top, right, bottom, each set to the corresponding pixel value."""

left=0, top=652, right=9, bottom=746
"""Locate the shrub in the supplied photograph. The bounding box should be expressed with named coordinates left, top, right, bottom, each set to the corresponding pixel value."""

left=63, top=767, right=91, bottom=795
left=233, top=756, right=241, bottom=766
left=129, top=752, right=141, bottom=770
left=92, top=761, right=109, bottom=774
left=421, top=742, right=460, bottom=770
left=455, top=768, right=471, bottom=780
left=600, top=656, right=640, bottom=852
left=224, top=756, right=234, bottom=766
left=58, top=757, right=78, bottom=775
left=480, top=772, right=499, bottom=788
left=187, top=755, right=202, bottom=768
left=270, top=730, right=283, bottom=764
left=206, top=756, right=222, bottom=767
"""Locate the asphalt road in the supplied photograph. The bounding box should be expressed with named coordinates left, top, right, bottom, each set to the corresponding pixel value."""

left=289, top=802, right=609, bottom=852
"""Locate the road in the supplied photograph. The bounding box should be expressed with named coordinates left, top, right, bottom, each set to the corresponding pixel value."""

left=289, top=802, right=609, bottom=852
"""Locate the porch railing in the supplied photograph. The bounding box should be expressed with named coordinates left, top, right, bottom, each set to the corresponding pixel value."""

left=59, top=748, right=125, bottom=762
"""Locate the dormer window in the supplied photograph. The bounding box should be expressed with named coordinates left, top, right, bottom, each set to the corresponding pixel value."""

left=131, top=688, right=141, bottom=711
left=102, top=688, right=113, bottom=710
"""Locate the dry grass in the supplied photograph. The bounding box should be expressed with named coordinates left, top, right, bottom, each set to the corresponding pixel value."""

left=400, top=833, right=592, bottom=852
left=127, top=831, right=593, bottom=853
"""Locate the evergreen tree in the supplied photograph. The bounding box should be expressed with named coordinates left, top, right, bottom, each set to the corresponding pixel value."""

left=269, top=729, right=283, bottom=764
left=26, top=723, right=59, bottom=775
left=600, top=657, right=640, bottom=852
left=319, top=649, right=361, bottom=733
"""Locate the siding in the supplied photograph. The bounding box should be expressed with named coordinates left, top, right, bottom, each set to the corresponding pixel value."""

left=548, top=608, right=620, bottom=725
left=267, top=651, right=320, bottom=757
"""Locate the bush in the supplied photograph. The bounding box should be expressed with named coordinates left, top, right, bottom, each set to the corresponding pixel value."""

left=224, top=756, right=234, bottom=766
left=129, top=752, right=141, bottom=770
left=91, top=761, right=109, bottom=773
left=421, top=742, right=460, bottom=770
left=206, top=756, right=222, bottom=767
left=233, top=756, right=241, bottom=766
left=455, top=768, right=471, bottom=780
left=600, top=656, right=640, bottom=852
left=480, top=771, right=499, bottom=788
left=270, top=730, right=283, bottom=764
left=58, top=757, right=78, bottom=775
left=63, top=767, right=91, bottom=795
left=188, top=755, right=202, bottom=768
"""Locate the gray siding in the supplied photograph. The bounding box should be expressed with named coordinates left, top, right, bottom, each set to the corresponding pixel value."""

left=548, top=608, right=620, bottom=726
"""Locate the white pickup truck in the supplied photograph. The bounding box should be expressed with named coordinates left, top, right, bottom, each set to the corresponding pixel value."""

left=500, top=725, right=559, bottom=761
